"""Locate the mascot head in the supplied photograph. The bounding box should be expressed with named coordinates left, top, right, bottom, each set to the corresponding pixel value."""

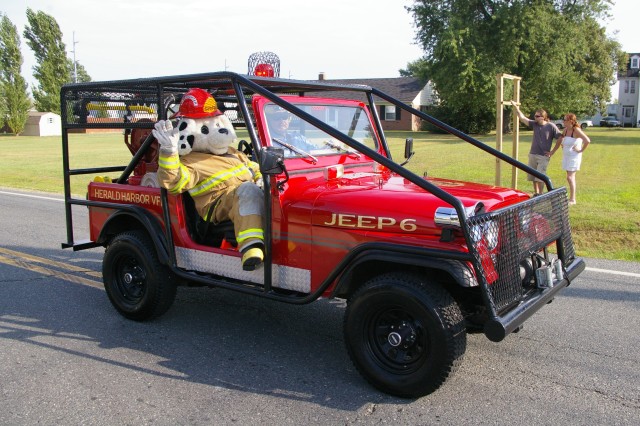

left=172, top=88, right=236, bottom=155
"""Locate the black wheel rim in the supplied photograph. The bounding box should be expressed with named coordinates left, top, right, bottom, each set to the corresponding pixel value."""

left=367, top=308, right=429, bottom=374
left=112, top=252, right=146, bottom=304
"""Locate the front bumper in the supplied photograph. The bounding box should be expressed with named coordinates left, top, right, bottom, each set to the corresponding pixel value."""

left=483, top=257, right=586, bottom=342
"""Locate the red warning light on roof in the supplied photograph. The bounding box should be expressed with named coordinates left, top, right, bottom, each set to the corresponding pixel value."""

left=254, top=63, right=275, bottom=77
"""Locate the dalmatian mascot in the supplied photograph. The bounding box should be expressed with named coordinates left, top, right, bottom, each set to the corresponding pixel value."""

left=153, top=88, right=264, bottom=271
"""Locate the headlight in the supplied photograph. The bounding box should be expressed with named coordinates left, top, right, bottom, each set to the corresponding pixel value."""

left=519, top=210, right=531, bottom=233
left=470, top=224, right=483, bottom=242
left=518, top=211, right=551, bottom=243
left=485, top=223, right=499, bottom=250
left=471, top=221, right=499, bottom=250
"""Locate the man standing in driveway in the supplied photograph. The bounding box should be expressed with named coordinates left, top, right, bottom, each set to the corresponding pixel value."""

left=513, top=102, right=562, bottom=195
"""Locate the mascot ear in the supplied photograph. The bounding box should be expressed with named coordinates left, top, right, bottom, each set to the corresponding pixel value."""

left=178, top=134, right=193, bottom=156
left=176, top=118, right=197, bottom=156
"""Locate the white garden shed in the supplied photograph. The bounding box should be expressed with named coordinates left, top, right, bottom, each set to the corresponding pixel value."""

left=22, top=112, right=62, bottom=136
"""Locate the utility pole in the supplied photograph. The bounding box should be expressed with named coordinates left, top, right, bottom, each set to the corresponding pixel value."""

left=72, top=31, right=79, bottom=83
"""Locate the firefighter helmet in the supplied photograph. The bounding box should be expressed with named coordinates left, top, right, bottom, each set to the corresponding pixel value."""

left=174, top=88, right=221, bottom=118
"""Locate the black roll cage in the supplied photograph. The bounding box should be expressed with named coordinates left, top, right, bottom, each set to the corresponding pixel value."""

left=60, top=71, right=575, bottom=340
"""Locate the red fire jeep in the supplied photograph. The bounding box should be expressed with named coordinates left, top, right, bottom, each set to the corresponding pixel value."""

left=61, top=72, right=585, bottom=398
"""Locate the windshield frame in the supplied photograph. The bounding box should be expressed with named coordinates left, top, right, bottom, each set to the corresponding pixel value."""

left=254, top=96, right=383, bottom=163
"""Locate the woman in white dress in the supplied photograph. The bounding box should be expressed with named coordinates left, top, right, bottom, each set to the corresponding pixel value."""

left=551, top=113, right=591, bottom=205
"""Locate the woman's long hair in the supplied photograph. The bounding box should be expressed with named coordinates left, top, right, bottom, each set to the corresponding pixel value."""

left=564, top=113, right=578, bottom=129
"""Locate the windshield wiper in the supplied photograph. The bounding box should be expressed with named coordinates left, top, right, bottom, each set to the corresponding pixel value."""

left=324, top=140, right=361, bottom=159
left=272, top=138, right=318, bottom=164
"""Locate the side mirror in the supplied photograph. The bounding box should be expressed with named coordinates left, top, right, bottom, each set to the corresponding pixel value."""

left=260, top=147, right=285, bottom=175
left=400, top=138, right=414, bottom=166
left=260, top=147, right=289, bottom=191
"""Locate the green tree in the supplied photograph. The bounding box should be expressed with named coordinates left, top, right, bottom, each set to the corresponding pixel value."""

left=405, top=0, right=626, bottom=133
left=0, top=13, right=30, bottom=135
left=22, top=8, right=74, bottom=113
left=67, top=58, right=91, bottom=83
left=0, top=90, right=6, bottom=123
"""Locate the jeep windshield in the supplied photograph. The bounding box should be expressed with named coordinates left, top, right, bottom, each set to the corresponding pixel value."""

left=262, top=100, right=377, bottom=159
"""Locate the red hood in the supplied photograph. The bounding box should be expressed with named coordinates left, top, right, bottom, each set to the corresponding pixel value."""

left=421, top=176, right=530, bottom=210
left=319, top=173, right=529, bottom=211
left=299, top=171, right=530, bottom=237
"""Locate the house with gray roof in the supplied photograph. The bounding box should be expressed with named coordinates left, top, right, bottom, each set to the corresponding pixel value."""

left=315, top=74, right=437, bottom=131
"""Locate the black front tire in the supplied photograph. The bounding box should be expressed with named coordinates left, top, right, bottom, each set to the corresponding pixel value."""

left=103, top=230, right=177, bottom=321
left=344, top=272, right=466, bottom=398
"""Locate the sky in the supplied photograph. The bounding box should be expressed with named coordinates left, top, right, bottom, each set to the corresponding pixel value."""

left=0, top=0, right=637, bottom=90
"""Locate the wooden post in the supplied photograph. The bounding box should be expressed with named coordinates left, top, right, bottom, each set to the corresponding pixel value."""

left=511, top=81, right=521, bottom=188
left=495, top=73, right=522, bottom=188
left=495, top=75, right=504, bottom=186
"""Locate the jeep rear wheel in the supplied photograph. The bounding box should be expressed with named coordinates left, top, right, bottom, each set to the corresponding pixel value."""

left=344, top=272, right=466, bottom=398
left=103, top=230, right=177, bottom=321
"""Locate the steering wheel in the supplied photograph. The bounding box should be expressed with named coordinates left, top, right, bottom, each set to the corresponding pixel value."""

left=238, top=139, right=254, bottom=159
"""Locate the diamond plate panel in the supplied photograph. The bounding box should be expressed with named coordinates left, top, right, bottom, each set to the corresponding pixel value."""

left=175, top=247, right=311, bottom=293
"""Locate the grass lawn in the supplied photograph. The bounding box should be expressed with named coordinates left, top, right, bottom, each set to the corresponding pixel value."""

left=384, top=127, right=640, bottom=262
left=1, top=127, right=638, bottom=261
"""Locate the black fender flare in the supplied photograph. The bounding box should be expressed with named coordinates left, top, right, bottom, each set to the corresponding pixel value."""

left=96, top=205, right=171, bottom=265
left=329, top=244, right=477, bottom=299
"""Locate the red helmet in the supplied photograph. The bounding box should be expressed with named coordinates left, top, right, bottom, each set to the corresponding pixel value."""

left=174, top=88, right=221, bottom=118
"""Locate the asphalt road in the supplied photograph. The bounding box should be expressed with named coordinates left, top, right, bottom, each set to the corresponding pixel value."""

left=1, top=189, right=638, bottom=425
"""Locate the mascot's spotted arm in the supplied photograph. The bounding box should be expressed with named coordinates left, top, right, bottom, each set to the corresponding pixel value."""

left=153, top=88, right=264, bottom=271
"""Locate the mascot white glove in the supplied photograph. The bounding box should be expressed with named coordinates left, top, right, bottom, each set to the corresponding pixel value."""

left=152, top=120, right=179, bottom=155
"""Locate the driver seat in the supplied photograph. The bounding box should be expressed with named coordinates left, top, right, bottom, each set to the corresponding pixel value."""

left=182, top=192, right=237, bottom=248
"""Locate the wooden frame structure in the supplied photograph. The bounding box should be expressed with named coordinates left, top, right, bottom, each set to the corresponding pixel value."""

left=495, top=73, right=522, bottom=188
